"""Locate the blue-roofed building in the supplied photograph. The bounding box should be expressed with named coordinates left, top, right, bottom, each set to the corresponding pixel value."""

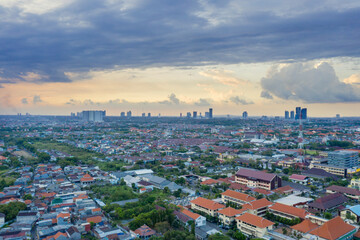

left=340, top=205, right=360, bottom=222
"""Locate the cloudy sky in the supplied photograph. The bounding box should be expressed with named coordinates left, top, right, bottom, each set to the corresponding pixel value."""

left=1, top=0, right=360, bottom=117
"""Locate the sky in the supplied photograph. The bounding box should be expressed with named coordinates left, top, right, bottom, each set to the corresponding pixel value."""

left=1, top=0, right=360, bottom=117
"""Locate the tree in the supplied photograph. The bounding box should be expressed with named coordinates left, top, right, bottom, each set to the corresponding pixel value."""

left=175, top=177, right=186, bottom=185
left=324, top=212, right=332, bottom=219
left=23, top=194, right=33, bottom=200
left=208, top=233, right=231, bottom=240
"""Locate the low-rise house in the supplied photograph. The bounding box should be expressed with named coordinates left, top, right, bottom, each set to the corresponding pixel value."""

left=242, top=198, right=273, bottom=217
left=289, top=174, right=310, bottom=185
left=340, top=205, right=360, bottom=222
left=268, top=202, right=308, bottom=220
left=134, top=225, right=156, bottom=239
left=66, top=226, right=81, bottom=240
left=221, top=190, right=255, bottom=207
left=235, top=212, right=274, bottom=238
left=0, top=213, right=5, bottom=226
left=273, top=185, right=294, bottom=195
left=190, top=197, right=225, bottom=217
left=307, top=193, right=348, bottom=213
left=235, top=168, right=282, bottom=190
left=16, top=211, right=39, bottom=223
left=291, top=219, right=319, bottom=236
left=217, top=207, right=244, bottom=226
left=181, top=209, right=206, bottom=227
left=306, top=216, right=356, bottom=240
left=326, top=185, right=360, bottom=201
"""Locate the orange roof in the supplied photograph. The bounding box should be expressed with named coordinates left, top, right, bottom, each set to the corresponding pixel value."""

left=242, top=198, right=272, bottom=210
left=217, top=207, right=243, bottom=217
left=201, top=179, right=219, bottom=185
left=73, top=194, right=88, bottom=201
left=273, top=185, right=294, bottom=194
left=309, top=216, right=356, bottom=240
left=236, top=212, right=274, bottom=228
left=81, top=174, right=94, bottom=182
left=252, top=188, right=272, bottom=195
left=57, top=212, right=70, bottom=219
left=24, top=200, right=32, bottom=205
left=182, top=209, right=201, bottom=220
left=291, top=219, right=319, bottom=233
left=54, top=232, right=68, bottom=240
left=221, top=190, right=256, bottom=202
left=86, top=215, right=102, bottom=224
left=190, top=197, right=225, bottom=210
left=92, top=208, right=101, bottom=212
left=52, top=218, right=57, bottom=224
left=39, top=192, right=56, bottom=198
left=269, top=203, right=308, bottom=219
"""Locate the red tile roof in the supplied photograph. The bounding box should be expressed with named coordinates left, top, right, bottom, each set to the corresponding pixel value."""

left=222, top=190, right=256, bottom=202
left=182, top=209, right=201, bottom=220
left=236, top=213, right=274, bottom=228
left=269, top=203, right=308, bottom=219
left=190, top=197, right=225, bottom=210
left=217, top=207, right=243, bottom=217
left=309, top=216, right=356, bottom=240
left=290, top=174, right=308, bottom=181
left=201, top=179, right=219, bottom=185
left=242, top=198, right=272, bottom=210
left=291, top=219, right=319, bottom=233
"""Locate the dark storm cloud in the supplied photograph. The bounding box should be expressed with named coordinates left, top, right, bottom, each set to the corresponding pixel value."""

left=1, top=0, right=360, bottom=83
left=260, top=62, right=360, bottom=103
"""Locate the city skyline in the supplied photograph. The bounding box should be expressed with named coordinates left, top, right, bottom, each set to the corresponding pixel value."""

left=0, top=1, right=360, bottom=117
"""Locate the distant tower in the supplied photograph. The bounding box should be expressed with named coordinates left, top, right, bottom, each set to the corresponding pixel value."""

left=209, top=108, right=213, bottom=118
left=142, top=113, right=145, bottom=117
left=148, top=113, right=151, bottom=117
left=186, top=112, right=191, bottom=118
left=193, top=111, right=197, bottom=118
left=298, top=110, right=304, bottom=162
left=285, top=111, right=289, bottom=119
left=242, top=111, right=248, bottom=119
left=120, top=112, right=125, bottom=117
left=127, top=111, right=132, bottom=117
left=290, top=111, right=295, bottom=119
left=336, top=114, right=340, bottom=119
left=301, top=108, right=307, bottom=120
left=180, top=113, right=182, bottom=118
left=295, top=107, right=301, bottom=120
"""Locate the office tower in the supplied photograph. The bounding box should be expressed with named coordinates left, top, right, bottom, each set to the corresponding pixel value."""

left=127, top=111, right=132, bottom=117
left=120, top=112, right=125, bottom=117
left=328, top=151, right=359, bottom=168
left=301, top=108, right=307, bottom=120
left=82, top=110, right=105, bottom=122
left=290, top=111, right=294, bottom=119
left=285, top=111, right=289, bottom=119
left=242, top=111, right=248, bottom=119
left=70, top=112, right=75, bottom=117
left=209, top=108, right=213, bottom=118
left=142, top=113, right=145, bottom=117
left=148, top=113, right=151, bottom=117
left=186, top=112, right=191, bottom=118
left=205, top=112, right=209, bottom=118
left=193, top=111, right=197, bottom=118
left=295, top=107, right=301, bottom=120
left=180, top=113, right=182, bottom=118
left=336, top=114, right=340, bottom=118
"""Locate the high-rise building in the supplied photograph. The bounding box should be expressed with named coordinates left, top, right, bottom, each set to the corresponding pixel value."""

left=301, top=108, right=307, bottom=120
left=148, top=113, right=151, bottom=117
left=186, top=112, right=191, bottom=118
left=209, top=108, right=213, bottom=118
left=193, top=111, right=197, bottom=118
left=336, top=114, right=340, bottom=118
left=285, top=111, right=289, bottom=119
left=127, top=111, right=132, bottom=117
left=328, top=151, right=359, bottom=168
left=295, top=107, right=301, bottom=120
left=180, top=113, right=182, bottom=118
left=142, top=113, right=145, bottom=117
left=242, top=111, right=248, bottom=119
left=290, top=111, right=295, bottom=119
left=120, top=112, right=125, bottom=117
left=205, top=112, right=209, bottom=118
left=82, top=110, right=105, bottom=122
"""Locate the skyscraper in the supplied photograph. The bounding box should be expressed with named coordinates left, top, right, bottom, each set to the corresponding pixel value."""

left=209, top=108, right=213, bottom=118
left=186, top=112, right=191, bottom=118
left=148, top=113, right=151, bottom=117
left=295, top=107, right=301, bottom=120
left=301, top=108, right=307, bottom=120
left=142, top=113, right=145, bottom=117
left=120, top=112, right=125, bottom=117
left=290, top=111, right=295, bottom=119
left=193, top=111, right=197, bottom=118
left=82, top=110, right=105, bottom=122
left=242, top=111, right=248, bottom=119
left=285, top=111, right=289, bottom=119
left=127, top=111, right=132, bottom=117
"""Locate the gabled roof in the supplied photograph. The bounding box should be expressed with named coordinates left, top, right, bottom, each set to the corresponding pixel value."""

left=242, top=198, right=273, bottom=210
left=289, top=174, right=308, bottom=181
left=236, top=213, right=274, bottom=228
left=326, top=185, right=360, bottom=196
left=190, top=197, right=225, bottom=210
left=201, top=179, right=219, bottom=185
left=236, top=168, right=277, bottom=182
left=221, top=190, right=255, bottom=202
left=291, top=219, right=319, bottom=233
left=269, top=202, right=307, bottom=219
left=307, top=193, right=348, bottom=210
left=273, top=185, right=294, bottom=194
left=309, top=216, right=356, bottom=240
left=182, top=209, right=201, bottom=220
left=217, top=207, right=243, bottom=217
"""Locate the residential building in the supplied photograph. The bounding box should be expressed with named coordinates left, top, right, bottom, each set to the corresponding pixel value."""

left=235, top=168, right=282, bottom=190
left=268, top=203, right=308, bottom=220
left=326, top=185, right=360, bottom=201
left=307, top=216, right=356, bottom=240
left=82, top=110, right=105, bottom=122
left=289, top=174, right=310, bottom=185
left=242, top=198, right=273, bottom=217
left=291, top=219, right=319, bottom=235
left=340, top=205, right=360, bottom=222
left=190, top=197, right=225, bottom=217
left=217, top=207, right=244, bottom=226
left=350, top=178, right=360, bottom=189
left=134, top=225, right=156, bottom=239
left=309, top=163, right=347, bottom=177
left=221, top=189, right=255, bottom=207
left=181, top=209, right=206, bottom=227
left=235, top=213, right=274, bottom=238
left=307, top=193, right=348, bottom=213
